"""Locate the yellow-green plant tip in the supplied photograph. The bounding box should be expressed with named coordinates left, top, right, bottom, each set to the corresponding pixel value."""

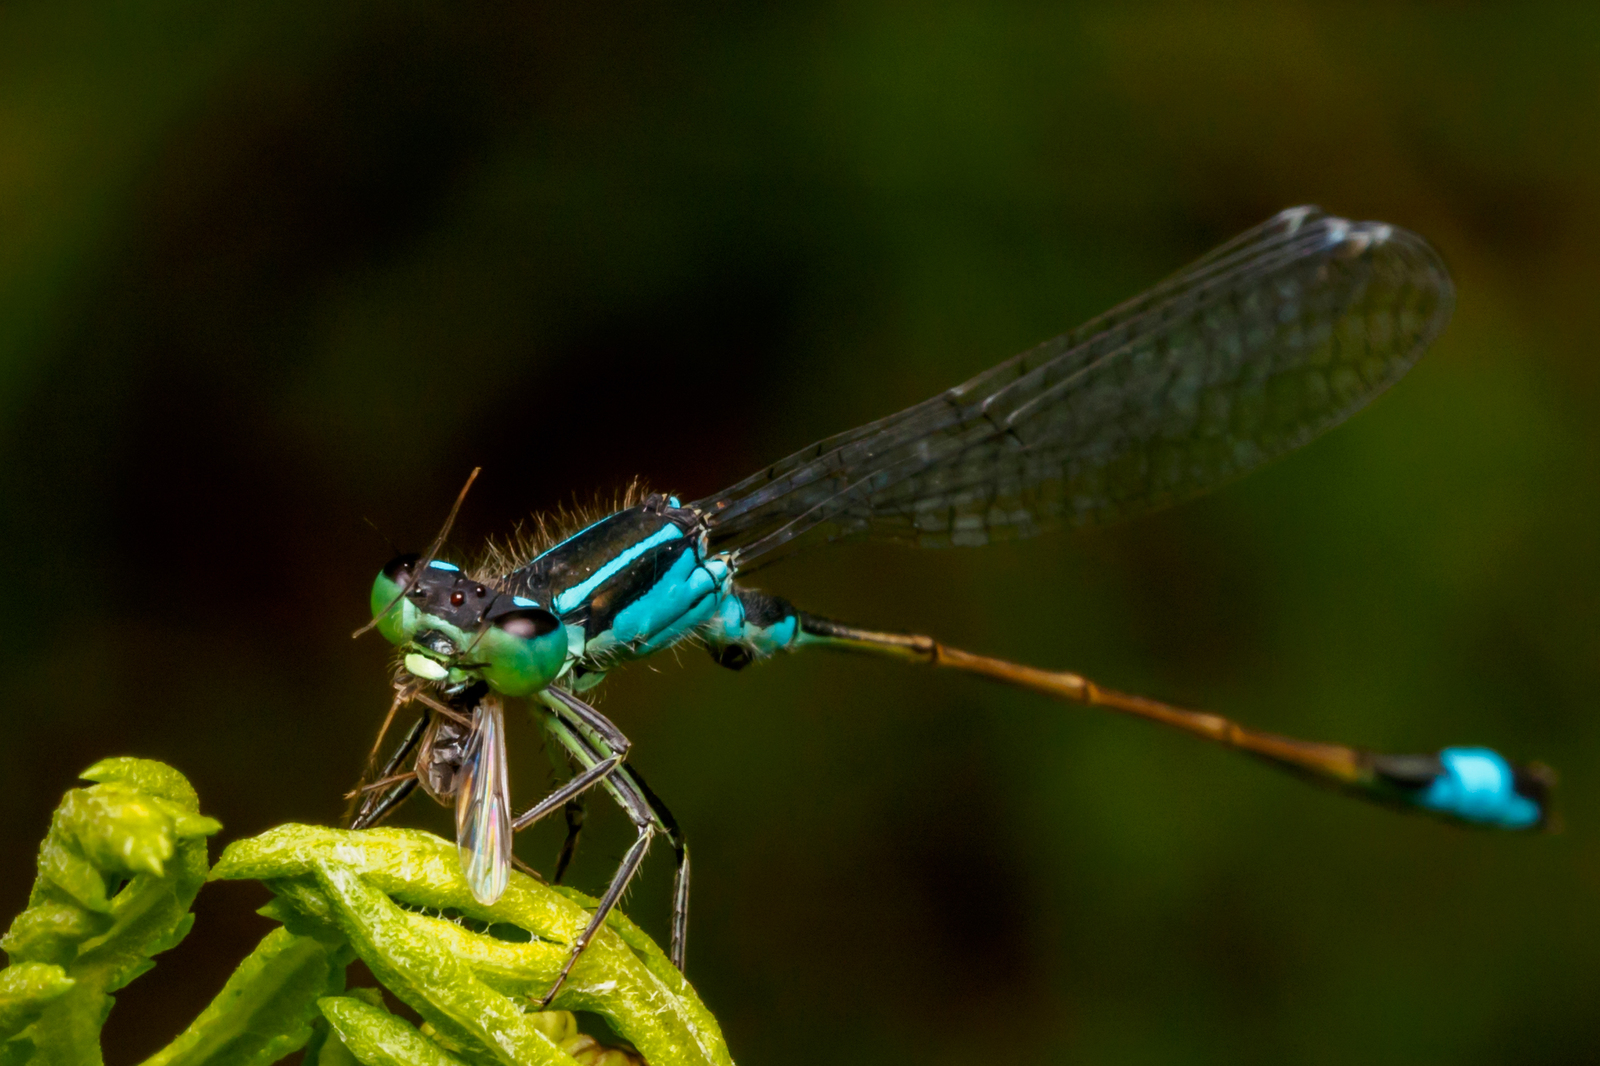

left=79, top=758, right=202, bottom=811
left=1, top=758, right=217, bottom=1062
left=345, top=987, right=386, bottom=1009
left=0, top=898, right=108, bottom=963
left=560, top=1032, right=645, bottom=1066
left=257, top=884, right=346, bottom=947
left=172, top=813, right=225, bottom=839
left=63, top=788, right=178, bottom=882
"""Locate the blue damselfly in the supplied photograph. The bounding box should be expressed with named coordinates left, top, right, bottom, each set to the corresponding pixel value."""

left=349, top=207, right=1551, bottom=1005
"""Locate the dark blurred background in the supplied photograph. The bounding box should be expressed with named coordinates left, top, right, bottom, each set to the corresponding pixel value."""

left=2, top=2, right=1597, bottom=1063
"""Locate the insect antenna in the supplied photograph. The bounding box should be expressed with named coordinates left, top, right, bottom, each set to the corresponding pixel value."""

left=361, top=515, right=405, bottom=557
left=353, top=466, right=482, bottom=639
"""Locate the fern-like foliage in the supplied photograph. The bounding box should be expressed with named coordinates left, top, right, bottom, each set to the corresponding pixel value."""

left=0, top=761, right=728, bottom=1066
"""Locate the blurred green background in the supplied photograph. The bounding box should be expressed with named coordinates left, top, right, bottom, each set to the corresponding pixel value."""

left=2, top=2, right=1597, bottom=1063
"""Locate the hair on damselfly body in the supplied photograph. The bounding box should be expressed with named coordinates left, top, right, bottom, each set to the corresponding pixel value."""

left=348, top=207, right=1555, bottom=1009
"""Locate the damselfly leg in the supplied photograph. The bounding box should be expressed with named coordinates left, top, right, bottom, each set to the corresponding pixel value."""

left=347, top=673, right=688, bottom=994
left=555, top=797, right=587, bottom=884
left=348, top=699, right=430, bottom=829
left=346, top=679, right=473, bottom=830
left=353, top=776, right=420, bottom=829
left=531, top=706, right=689, bottom=1005
left=537, top=720, right=591, bottom=883
left=511, top=750, right=621, bottom=834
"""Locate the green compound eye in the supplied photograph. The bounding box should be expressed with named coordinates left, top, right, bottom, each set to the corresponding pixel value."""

left=370, top=554, right=422, bottom=645
left=478, top=606, right=568, bottom=696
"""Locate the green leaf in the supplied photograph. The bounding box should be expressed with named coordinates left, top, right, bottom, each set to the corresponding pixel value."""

left=0, top=770, right=732, bottom=1064
left=305, top=861, right=578, bottom=1065
left=214, top=826, right=732, bottom=1066
left=256, top=893, right=344, bottom=947
left=146, top=913, right=198, bottom=960
left=317, top=996, right=468, bottom=1066
left=0, top=964, right=73, bottom=1041
left=79, top=759, right=203, bottom=810
left=0, top=896, right=108, bottom=967
left=136, top=927, right=343, bottom=1066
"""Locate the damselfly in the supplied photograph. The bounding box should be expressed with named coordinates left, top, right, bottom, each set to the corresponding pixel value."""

left=349, top=206, right=1552, bottom=1005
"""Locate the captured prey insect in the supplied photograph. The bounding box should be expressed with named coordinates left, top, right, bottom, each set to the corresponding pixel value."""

left=349, top=206, right=1553, bottom=1005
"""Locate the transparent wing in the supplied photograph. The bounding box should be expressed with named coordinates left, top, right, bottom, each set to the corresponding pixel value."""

left=455, top=700, right=512, bottom=905
left=694, top=207, right=1454, bottom=564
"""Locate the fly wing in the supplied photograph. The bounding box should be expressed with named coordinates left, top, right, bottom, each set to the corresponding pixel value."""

left=455, top=699, right=513, bottom=905
left=694, top=207, right=1453, bottom=565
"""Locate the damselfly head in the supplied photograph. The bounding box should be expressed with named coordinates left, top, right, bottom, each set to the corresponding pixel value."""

left=369, top=553, right=568, bottom=697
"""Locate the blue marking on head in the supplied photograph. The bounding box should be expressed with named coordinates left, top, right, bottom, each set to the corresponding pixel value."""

left=552, top=523, right=684, bottom=615
left=428, top=560, right=461, bottom=571
left=668, top=496, right=681, bottom=508
left=1415, top=747, right=1541, bottom=829
left=513, top=596, right=539, bottom=608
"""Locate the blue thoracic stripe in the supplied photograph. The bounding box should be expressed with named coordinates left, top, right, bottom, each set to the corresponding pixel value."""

left=608, top=549, right=729, bottom=646
left=609, top=548, right=702, bottom=643
left=553, top=524, right=685, bottom=615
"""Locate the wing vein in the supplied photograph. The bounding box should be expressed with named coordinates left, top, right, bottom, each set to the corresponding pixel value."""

left=695, top=208, right=1452, bottom=563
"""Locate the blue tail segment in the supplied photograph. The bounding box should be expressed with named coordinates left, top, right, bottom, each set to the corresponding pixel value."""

left=1373, top=747, right=1551, bottom=829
